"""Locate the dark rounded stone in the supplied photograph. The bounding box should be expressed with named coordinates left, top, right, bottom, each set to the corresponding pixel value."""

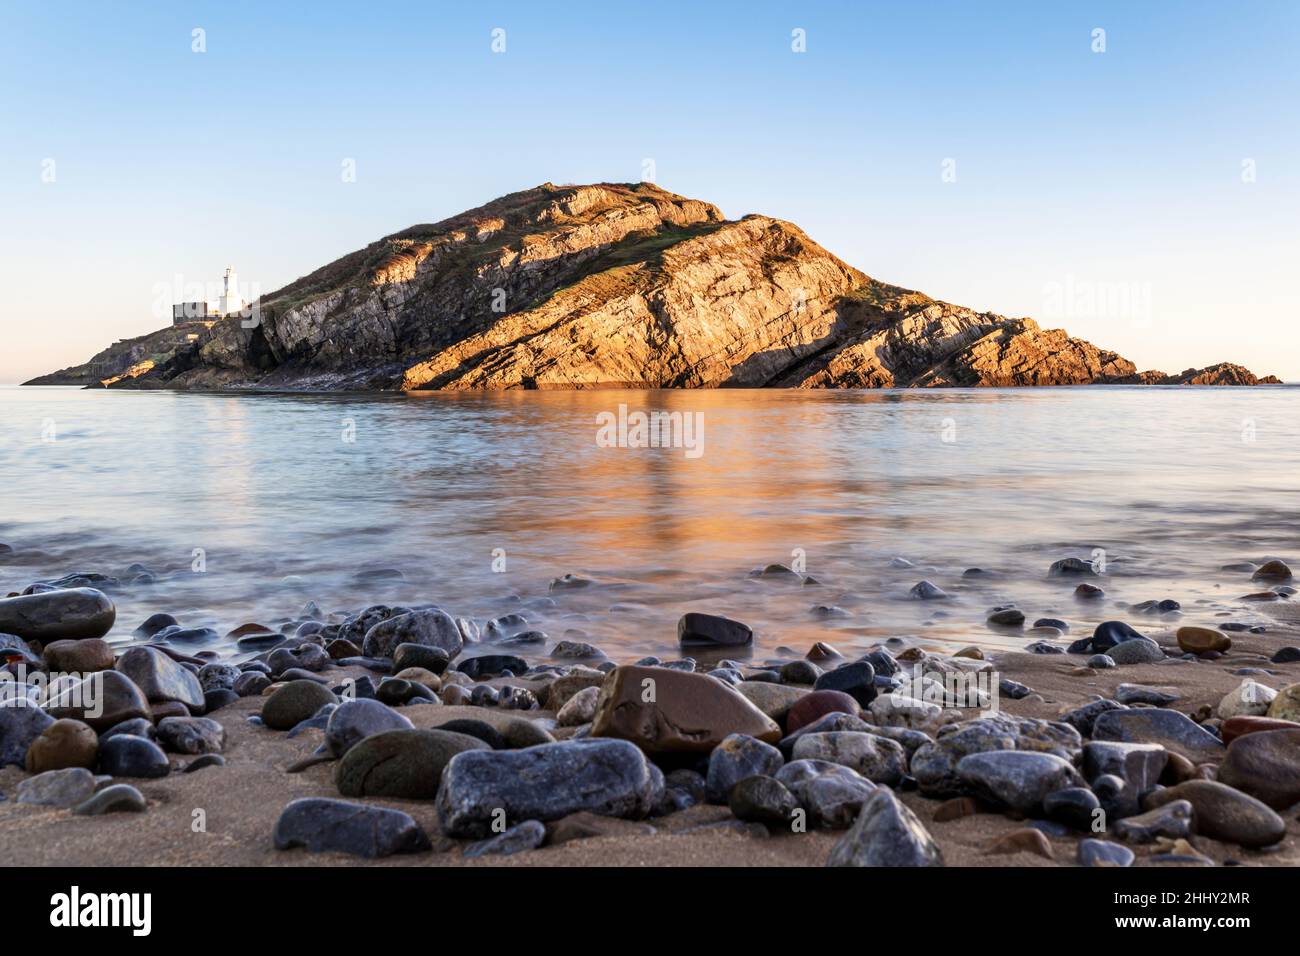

left=376, top=677, right=438, bottom=706
left=435, top=719, right=506, bottom=749
left=909, top=581, right=948, bottom=601
left=677, top=612, right=753, bottom=648
left=728, top=775, right=798, bottom=827
left=779, top=660, right=821, bottom=685
left=156, top=716, right=225, bottom=755
left=812, top=660, right=876, bottom=707
left=0, top=588, right=116, bottom=641
left=98, top=734, right=170, bottom=778
left=1026, top=641, right=1065, bottom=654
left=273, top=797, right=430, bottom=858
left=1034, top=618, right=1069, bottom=631
left=1252, top=559, right=1293, bottom=582
left=435, top=738, right=661, bottom=837
left=261, top=680, right=336, bottom=730
left=324, top=699, right=414, bottom=757
left=863, top=649, right=898, bottom=678
left=233, top=671, right=271, bottom=696
left=336, top=728, right=488, bottom=798
left=46, top=670, right=151, bottom=731
left=463, top=820, right=546, bottom=858
left=392, top=643, right=450, bottom=674
left=237, top=632, right=286, bottom=651
left=153, top=624, right=219, bottom=644
left=1043, top=786, right=1101, bottom=830
left=1091, top=773, right=1134, bottom=820
left=1271, top=647, right=1300, bottom=664
left=457, top=655, right=528, bottom=680
left=706, top=733, right=784, bottom=803
left=204, top=689, right=239, bottom=712
left=99, top=717, right=156, bottom=742
left=1091, top=620, right=1146, bottom=652
left=115, top=646, right=204, bottom=709
left=1050, top=557, right=1097, bottom=576
left=987, top=607, right=1026, bottom=627
left=133, top=613, right=179, bottom=638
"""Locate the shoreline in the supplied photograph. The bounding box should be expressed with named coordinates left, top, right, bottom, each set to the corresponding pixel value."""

left=3, top=568, right=1299, bottom=867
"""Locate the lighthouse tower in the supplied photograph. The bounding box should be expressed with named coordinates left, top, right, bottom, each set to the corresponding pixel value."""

left=219, top=266, right=243, bottom=315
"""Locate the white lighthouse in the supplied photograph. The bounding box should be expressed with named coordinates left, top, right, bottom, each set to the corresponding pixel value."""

left=218, top=265, right=243, bottom=316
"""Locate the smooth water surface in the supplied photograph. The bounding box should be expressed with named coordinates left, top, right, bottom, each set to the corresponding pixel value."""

left=1, top=385, right=1297, bottom=661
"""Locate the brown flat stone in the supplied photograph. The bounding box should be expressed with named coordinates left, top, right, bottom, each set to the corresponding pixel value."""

left=1144, top=780, right=1285, bottom=848
left=1176, top=626, right=1231, bottom=654
left=987, top=827, right=1054, bottom=859
left=1221, top=715, right=1300, bottom=744
left=25, top=718, right=98, bottom=772
left=590, top=665, right=781, bottom=753
left=1217, top=729, right=1300, bottom=809
left=806, top=642, right=843, bottom=663
left=42, top=638, right=116, bottom=673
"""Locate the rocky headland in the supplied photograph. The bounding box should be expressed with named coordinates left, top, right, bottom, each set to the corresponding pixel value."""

left=3, top=549, right=1299, bottom=867
left=24, top=183, right=1281, bottom=391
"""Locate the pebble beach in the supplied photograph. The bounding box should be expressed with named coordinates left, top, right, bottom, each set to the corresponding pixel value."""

left=3, top=549, right=1300, bottom=868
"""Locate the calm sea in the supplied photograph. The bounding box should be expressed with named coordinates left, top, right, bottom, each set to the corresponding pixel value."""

left=1, top=384, right=1297, bottom=661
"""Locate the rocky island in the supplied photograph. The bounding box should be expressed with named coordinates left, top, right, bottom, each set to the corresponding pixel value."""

left=24, top=183, right=1281, bottom=391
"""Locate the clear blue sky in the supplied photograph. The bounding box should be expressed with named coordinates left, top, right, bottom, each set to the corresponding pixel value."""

left=2, top=0, right=1296, bottom=382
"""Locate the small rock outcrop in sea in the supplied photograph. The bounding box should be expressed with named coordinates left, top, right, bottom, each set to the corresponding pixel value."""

left=24, top=182, right=1280, bottom=391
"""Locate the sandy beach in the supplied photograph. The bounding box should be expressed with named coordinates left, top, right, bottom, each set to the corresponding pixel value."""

left=4, top=599, right=1297, bottom=868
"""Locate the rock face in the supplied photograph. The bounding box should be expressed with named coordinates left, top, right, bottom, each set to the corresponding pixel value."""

left=28, top=183, right=1278, bottom=391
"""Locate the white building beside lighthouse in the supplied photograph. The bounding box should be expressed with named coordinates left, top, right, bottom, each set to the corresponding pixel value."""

left=173, top=266, right=245, bottom=324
